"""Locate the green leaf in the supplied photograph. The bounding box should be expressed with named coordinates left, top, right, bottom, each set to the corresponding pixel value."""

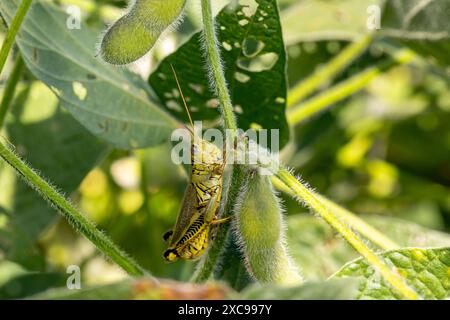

left=0, top=260, right=66, bottom=300
left=334, top=247, right=450, bottom=299
left=287, top=215, right=357, bottom=280
left=0, top=260, right=26, bottom=287
left=281, top=0, right=381, bottom=44
left=380, top=0, right=450, bottom=66
left=364, top=216, right=450, bottom=248
left=381, top=0, right=450, bottom=40
left=149, top=0, right=289, bottom=148
left=0, top=82, right=107, bottom=269
left=0, top=270, right=66, bottom=299
left=239, top=278, right=358, bottom=299
left=287, top=215, right=450, bottom=280
left=0, top=0, right=177, bottom=149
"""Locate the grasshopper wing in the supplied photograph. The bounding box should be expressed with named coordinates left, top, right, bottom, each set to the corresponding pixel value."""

left=168, top=183, right=202, bottom=247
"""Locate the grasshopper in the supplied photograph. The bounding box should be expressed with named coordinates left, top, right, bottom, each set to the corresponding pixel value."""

left=163, top=65, right=230, bottom=262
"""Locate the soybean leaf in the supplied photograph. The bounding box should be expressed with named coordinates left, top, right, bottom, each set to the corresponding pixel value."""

left=0, top=0, right=177, bottom=149
left=0, top=260, right=26, bottom=287
left=0, top=256, right=64, bottom=301
left=287, top=215, right=357, bottom=280
left=287, top=215, right=450, bottom=280
left=149, top=0, right=289, bottom=148
left=0, top=82, right=107, bottom=269
left=380, top=0, right=450, bottom=66
left=281, top=0, right=381, bottom=44
left=381, top=0, right=450, bottom=40
left=364, top=216, right=450, bottom=248
left=333, top=247, right=450, bottom=299
left=239, top=278, right=358, bottom=300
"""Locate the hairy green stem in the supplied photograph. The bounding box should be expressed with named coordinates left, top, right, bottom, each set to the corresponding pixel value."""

left=0, top=55, right=23, bottom=129
left=0, top=140, right=148, bottom=277
left=288, top=34, right=374, bottom=107
left=0, top=0, right=32, bottom=75
left=193, top=0, right=243, bottom=282
left=275, top=168, right=420, bottom=300
left=200, top=0, right=237, bottom=134
left=315, top=195, right=400, bottom=250
left=287, top=49, right=415, bottom=125
left=271, top=176, right=400, bottom=251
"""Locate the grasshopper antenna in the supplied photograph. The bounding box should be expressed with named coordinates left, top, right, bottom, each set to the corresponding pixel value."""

left=170, top=64, right=194, bottom=134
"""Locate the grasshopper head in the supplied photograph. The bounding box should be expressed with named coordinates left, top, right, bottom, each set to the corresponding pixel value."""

left=163, top=249, right=179, bottom=262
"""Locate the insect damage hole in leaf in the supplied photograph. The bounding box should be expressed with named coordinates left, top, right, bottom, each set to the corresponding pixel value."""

left=149, top=0, right=290, bottom=148
left=72, top=82, right=87, bottom=101
left=234, top=72, right=251, bottom=83
left=237, top=52, right=279, bottom=72
left=242, top=37, right=265, bottom=57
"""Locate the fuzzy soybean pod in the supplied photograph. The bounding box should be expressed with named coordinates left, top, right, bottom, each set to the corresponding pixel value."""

left=234, top=169, right=302, bottom=285
left=100, top=0, right=186, bottom=65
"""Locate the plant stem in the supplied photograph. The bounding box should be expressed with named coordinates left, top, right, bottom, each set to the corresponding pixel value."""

left=0, top=140, right=148, bottom=277
left=0, top=0, right=32, bottom=75
left=0, top=55, right=23, bottom=129
left=287, top=34, right=374, bottom=108
left=287, top=49, right=415, bottom=126
left=200, top=0, right=237, bottom=134
left=315, top=194, right=400, bottom=250
left=275, top=168, right=420, bottom=300
left=193, top=0, right=243, bottom=282
left=271, top=176, right=400, bottom=251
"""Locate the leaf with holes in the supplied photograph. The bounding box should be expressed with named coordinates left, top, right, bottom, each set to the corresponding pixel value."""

left=333, top=247, right=450, bottom=299
left=0, top=0, right=178, bottom=149
left=380, top=0, right=450, bottom=66
left=149, top=0, right=289, bottom=148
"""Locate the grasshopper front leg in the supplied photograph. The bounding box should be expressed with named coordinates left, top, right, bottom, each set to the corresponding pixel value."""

left=211, top=216, right=232, bottom=225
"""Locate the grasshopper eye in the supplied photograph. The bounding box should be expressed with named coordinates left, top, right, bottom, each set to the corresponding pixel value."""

left=192, top=144, right=200, bottom=155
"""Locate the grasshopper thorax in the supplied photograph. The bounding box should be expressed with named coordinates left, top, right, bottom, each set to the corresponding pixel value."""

left=192, top=139, right=223, bottom=165
left=191, top=138, right=224, bottom=184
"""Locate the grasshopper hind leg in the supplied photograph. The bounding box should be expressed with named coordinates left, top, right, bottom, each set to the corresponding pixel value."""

left=210, top=216, right=232, bottom=241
